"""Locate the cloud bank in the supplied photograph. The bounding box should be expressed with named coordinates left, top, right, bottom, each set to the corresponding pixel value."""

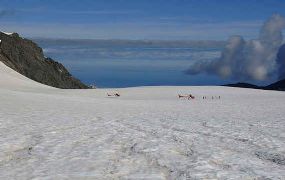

left=186, top=14, right=285, bottom=82
left=277, top=44, right=285, bottom=79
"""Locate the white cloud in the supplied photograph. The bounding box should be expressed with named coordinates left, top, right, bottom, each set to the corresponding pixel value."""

left=186, top=14, right=285, bottom=82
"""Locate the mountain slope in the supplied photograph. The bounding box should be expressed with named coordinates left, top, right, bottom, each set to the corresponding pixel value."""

left=264, top=79, right=285, bottom=91
left=223, top=82, right=261, bottom=89
left=0, top=32, right=88, bottom=89
left=224, top=79, right=285, bottom=91
left=0, top=61, right=55, bottom=91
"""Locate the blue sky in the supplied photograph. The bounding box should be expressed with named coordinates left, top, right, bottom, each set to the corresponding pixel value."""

left=0, top=0, right=285, bottom=40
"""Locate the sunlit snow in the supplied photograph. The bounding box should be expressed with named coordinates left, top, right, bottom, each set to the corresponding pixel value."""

left=0, top=62, right=284, bottom=179
left=1, top=31, right=14, bottom=36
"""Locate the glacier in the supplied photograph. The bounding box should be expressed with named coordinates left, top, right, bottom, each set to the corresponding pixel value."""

left=0, top=62, right=285, bottom=179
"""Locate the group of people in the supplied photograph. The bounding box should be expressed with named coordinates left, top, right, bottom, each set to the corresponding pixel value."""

left=202, top=96, right=221, bottom=99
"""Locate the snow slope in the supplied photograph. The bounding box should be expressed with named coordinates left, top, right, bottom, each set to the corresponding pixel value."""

left=0, top=62, right=54, bottom=91
left=0, top=62, right=285, bottom=179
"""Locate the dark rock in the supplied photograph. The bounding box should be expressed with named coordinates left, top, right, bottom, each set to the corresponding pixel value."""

left=224, top=80, right=285, bottom=91
left=264, top=79, right=285, bottom=91
left=0, top=32, right=89, bottom=89
left=223, top=82, right=261, bottom=89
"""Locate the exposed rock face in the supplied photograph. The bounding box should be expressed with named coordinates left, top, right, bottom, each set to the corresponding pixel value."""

left=0, top=32, right=89, bottom=89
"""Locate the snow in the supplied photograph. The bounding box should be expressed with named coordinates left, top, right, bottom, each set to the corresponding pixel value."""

left=1, top=31, right=14, bottom=36
left=0, top=62, right=285, bottom=179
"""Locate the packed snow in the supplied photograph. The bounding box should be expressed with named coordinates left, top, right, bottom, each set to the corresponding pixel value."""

left=1, top=31, right=14, bottom=36
left=0, top=62, right=285, bottom=179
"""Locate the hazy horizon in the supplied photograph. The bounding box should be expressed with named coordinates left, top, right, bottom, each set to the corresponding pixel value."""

left=1, top=0, right=285, bottom=87
left=35, top=37, right=276, bottom=88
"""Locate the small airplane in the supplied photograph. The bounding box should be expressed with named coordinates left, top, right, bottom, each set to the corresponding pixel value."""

left=107, top=92, right=120, bottom=97
left=178, top=94, right=195, bottom=100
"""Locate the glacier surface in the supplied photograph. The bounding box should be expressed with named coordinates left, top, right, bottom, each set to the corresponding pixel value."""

left=0, top=62, right=285, bottom=179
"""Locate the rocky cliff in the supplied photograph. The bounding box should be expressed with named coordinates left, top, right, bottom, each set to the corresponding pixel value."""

left=0, top=32, right=88, bottom=89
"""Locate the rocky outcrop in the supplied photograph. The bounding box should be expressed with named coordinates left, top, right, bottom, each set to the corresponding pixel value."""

left=0, top=32, right=89, bottom=89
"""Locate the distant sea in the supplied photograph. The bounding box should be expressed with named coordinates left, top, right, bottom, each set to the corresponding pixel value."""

left=35, top=39, right=231, bottom=88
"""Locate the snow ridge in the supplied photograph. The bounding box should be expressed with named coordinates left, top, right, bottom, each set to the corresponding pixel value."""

left=1, top=31, right=14, bottom=35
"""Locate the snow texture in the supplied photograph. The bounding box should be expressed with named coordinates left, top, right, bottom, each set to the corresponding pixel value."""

left=0, top=62, right=285, bottom=179
left=1, top=31, right=14, bottom=35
